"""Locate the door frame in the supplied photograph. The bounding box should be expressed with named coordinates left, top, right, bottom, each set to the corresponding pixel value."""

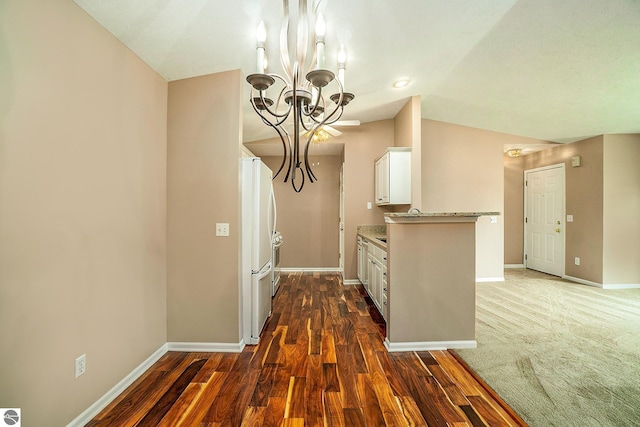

left=523, top=163, right=566, bottom=276
left=339, top=163, right=345, bottom=274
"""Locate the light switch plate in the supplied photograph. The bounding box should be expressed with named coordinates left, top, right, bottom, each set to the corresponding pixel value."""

left=490, top=216, right=498, bottom=224
left=567, top=214, right=573, bottom=222
left=571, top=156, right=581, bottom=167
left=216, top=223, right=230, bottom=236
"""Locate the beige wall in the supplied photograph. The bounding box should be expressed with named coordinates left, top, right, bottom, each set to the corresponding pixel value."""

left=0, top=1, right=168, bottom=425
left=506, top=135, right=640, bottom=286
left=343, top=120, right=395, bottom=280
left=387, top=221, right=476, bottom=343
left=261, top=155, right=342, bottom=268
left=504, top=155, right=526, bottom=264
left=522, top=136, right=604, bottom=283
left=421, top=120, right=549, bottom=279
left=602, top=134, right=640, bottom=284
left=394, top=96, right=422, bottom=209
left=167, top=71, right=242, bottom=343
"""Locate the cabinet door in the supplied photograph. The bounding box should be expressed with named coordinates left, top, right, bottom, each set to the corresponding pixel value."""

left=361, top=243, right=368, bottom=285
left=366, top=252, right=373, bottom=294
left=365, top=251, right=382, bottom=311
left=381, top=264, right=387, bottom=320
left=375, top=149, right=410, bottom=205
left=357, top=244, right=364, bottom=284
left=372, top=260, right=383, bottom=311
left=375, top=153, right=389, bottom=205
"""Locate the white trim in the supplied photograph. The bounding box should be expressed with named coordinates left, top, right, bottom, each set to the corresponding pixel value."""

left=563, top=275, right=640, bottom=289
left=279, top=267, right=342, bottom=273
left=476, top=277, right=505, bottom=283
left=167, top=341, right=245, bottom=353
left=602, top=283, right=640, bottom=289
left=343, top=279, right=361, bottom=285
left=504, top=264, right=525, bottom=269
left=66, top=343, right=168, bottom=427
left=384, top=338, right=477, bottom=352
left=563, top=275, right=603, bottom=288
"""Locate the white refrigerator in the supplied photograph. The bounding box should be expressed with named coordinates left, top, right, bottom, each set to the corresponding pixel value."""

left=241, top=158, right=276, bottom=345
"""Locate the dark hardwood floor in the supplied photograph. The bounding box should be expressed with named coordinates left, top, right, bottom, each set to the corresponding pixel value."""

left=88, top=272, right=527, bottom=426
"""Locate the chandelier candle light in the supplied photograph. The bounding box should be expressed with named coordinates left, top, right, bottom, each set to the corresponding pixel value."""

left=246, top=0, right=354, bottom=192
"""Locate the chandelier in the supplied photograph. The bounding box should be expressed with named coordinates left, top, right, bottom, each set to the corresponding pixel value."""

left=246, top=0, right=354, bottom=192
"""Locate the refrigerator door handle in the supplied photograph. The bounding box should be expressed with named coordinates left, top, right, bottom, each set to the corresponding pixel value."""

left=256, top=261, right=272, bottom=280
left=271, top=184, right=278, bottom=235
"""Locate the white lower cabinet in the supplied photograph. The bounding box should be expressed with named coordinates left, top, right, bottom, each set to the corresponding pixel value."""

left=357, top=237, right=368, bottom=286
left=381, top=263, right=388, bottom=320
left=366, top=241, right=387, bottom=318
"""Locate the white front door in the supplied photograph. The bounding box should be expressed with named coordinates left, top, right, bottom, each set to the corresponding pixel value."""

left=525, top=164, right=565, bottom=276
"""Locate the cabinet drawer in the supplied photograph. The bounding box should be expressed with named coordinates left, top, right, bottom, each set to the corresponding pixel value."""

left=373, top=245, right=386, bottom=263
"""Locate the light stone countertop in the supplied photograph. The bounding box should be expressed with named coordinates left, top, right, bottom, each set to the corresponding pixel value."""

left=356, top=225, right=387, bottom=249
left=385, top=211, right=500, bottom=223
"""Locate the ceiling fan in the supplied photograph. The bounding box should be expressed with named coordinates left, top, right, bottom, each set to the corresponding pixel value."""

left=303, top=120, right=360, bottom=142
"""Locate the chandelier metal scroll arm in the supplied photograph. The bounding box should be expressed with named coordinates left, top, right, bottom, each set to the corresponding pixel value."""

left=248, top=93, right=292, bottom=137
left=303, top=128, right=318, bottom=183
left=270, top=125, right=294, bottom=182
left=321, top=87, right=346, bottom=125
left=292, top=164, right=305, bottom=192
left=290, top=68, right=301, bottom=189
left=281, top=126, right=294, bottom=183
left=248, top=75, right=294, bottom=127
left=303, top=88, right=325, bottom=127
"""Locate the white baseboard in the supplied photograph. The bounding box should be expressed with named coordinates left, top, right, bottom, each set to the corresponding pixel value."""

left=384, top=338, right=477, bottom=352
left=343, top=279, right=361, bottom=285
left=67, top=343, right=168, bottom=427
left=564, top=275, right=640, bottom=289
left=602, top=283, right=640, bottom=289
left=167, top=341, right=245, bottom=352
left=563, top=275, right=602, bottom=288
left=504, top=264, right=525, bottom=269
left=279, top=267, right=342, bottom=273
left=476, top=277, right=505, bottom=283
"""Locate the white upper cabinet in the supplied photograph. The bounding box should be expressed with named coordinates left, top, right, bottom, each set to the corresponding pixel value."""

left=374, top=147, right=411, bottom=205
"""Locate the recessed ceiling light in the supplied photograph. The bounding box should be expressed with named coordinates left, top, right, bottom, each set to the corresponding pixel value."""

left=393, top=79, right=410, bottom=88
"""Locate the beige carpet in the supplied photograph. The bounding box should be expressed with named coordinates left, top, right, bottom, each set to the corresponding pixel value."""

left=456, top=269, right=640, bottom=427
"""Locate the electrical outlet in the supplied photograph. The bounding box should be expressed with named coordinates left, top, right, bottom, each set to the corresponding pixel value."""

left=216, top=223, right=230, bottom=237
left=75, top=354, right=86, bottom=378
left=574, top=257, right=580, bottom=266
left=490, top=216, right=498, bottom=224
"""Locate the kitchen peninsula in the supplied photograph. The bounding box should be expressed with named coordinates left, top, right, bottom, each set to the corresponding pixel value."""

left=358, top=212, right=499, bottom=352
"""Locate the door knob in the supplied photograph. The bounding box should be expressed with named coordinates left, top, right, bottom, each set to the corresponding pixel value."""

left=555, top=228, right=561, bottom=233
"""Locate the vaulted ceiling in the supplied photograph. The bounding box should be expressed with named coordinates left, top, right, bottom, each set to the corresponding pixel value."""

left=74, top=0, right=640, bottom=147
